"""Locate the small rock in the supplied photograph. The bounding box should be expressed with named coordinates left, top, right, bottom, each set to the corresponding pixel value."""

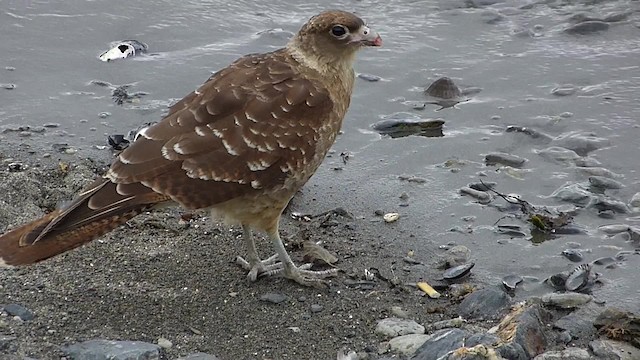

left=310, top=304, right=323, bottom=313
left=61, top=340, right=161, bottom=360
left=390, top=306, right=409, bottom=319
left=533, top=347, right=591, bottom=360
left=590, top=339, right=640, bottom=360
left=438, top=245, right=471, bottom=268
left=541, top=292, right=592, bottom=309
left=259, top=292, right=288, bottom=304
left=43, top=122, right=61, bottom=128
left=357, top=73, right=381, bottom=82
left=1, top=83, right=16, bottom=90
left=564, top=21, right=610, bottom=35
left=2, top=304, right=34, bottom=321
left=157, top=337, right=172, bottom=349
left=458, top=288, right=511, bottom=320
left=561, top=249, right=584, bottom=262
left=383, top=213, right=400, bottom=223
left=485, top=152, right=527, bottom=167
left=388, top=334, right=431, bottom=357
left=375, top=318, right=425, bottom=338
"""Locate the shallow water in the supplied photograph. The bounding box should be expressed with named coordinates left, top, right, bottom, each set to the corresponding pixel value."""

left=1, top=0, right=639, bottom=311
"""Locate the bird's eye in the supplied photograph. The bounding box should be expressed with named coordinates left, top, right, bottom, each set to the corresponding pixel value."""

left=331, top=25, right=347, bottom=37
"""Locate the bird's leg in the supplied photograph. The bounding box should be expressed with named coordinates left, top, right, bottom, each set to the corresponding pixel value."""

left=235, top=225, right=281, bottom=282
left=268, top=230, right=338, bottom=287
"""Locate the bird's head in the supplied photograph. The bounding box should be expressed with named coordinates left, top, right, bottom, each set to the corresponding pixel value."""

left=288, top=10, right=382, bottom=72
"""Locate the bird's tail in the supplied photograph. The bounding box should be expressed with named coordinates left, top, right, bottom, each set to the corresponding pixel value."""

left=0, top=178, right=171, bottom=267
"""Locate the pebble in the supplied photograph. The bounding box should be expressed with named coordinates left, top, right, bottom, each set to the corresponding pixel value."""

left=1, top=83, right=16, bottom=90
left=484, top=152, right=527, bottom=167
left=424, top=317, right=465, bottom=332
left=561, top=249, right=583, bottom=262
left=357, top=73, right=381, bottom=82
left=176, top=353, right=222, bottom=360
left=502, top=274, right=523, bottom=291
left=157, top=337, right=172, bottom=349
left=375, top=318, right=425, bottom=338
left=259, top=292, right=288, bottom=304
left=310, top=304, right=323, bottom=313
left=564, top=21, right=610, bottom=35
left=383, top=213, right=400, bottom=223
left=438, top=245, right=471, bottom=268
left=390, top=306, right=409, bottom=319
left=541, top=292, right=592, bottom=309
left=459, top=187, right=491, bottom=203
left=98, top=111, right=111, bottom=118
left=388, top=334, right=431, bottom=357
left=629, top=192, right=640, bottom=208
left=2, top=304, right=34, bottom=321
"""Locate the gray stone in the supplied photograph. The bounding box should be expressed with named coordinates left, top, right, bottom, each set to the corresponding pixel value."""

left=533, top=347, right=591, bottom=360
left=458, top=288, right=511, bottom=320
left=485, top=152, right=527, bottom=167
left=412, top=328, right=470, bottom=360
left=176, top=353, right=222, bottom=360
left=310, top=304, right=323, bottom=313
left=391, top=306, right=409, bottom=319
left=466, top=333, right=500, bottom=347
left=388, top=334, right=431, bottom=356
left=590, top=339, right=640, bottom=360
left=259, top=292, right=288, bottom=304
left=437, top=245, right=471, bottom=268
left=61, top=340, right=162, bottom=360
left=542, top=292, right=592, bottom=309
left=2, top=304, right=34, bottom=321
left=375, top=318, right=425, bottom=338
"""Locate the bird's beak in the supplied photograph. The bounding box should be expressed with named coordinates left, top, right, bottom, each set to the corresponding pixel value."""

left=350, top=26, right=382, bottom=47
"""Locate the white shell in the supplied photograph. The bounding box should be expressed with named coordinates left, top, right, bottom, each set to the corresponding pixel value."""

left=383, top=213, right=400, bottom=223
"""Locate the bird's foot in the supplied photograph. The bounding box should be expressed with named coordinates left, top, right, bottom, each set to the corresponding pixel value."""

left=282, top=265, right=339, bottom=288
left=236, top=254, right=282, bottom=282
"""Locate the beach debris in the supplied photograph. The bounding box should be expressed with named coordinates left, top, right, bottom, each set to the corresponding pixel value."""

left=502, top=274, right=523, bottom=292
left=99, top=40, right=148, bottom=62
left=565, top=264, right=597, bottom=292
left=423, top=77, right=468, bottom=110
left=443, top=262, right=475, bottom=281
left=417, top=281, right=441, bottom=298
left=383, top=213, right=400, bottom=223
left=593, top=308, right=640, bottom=347
left=107, top=134, right=130, bottom=151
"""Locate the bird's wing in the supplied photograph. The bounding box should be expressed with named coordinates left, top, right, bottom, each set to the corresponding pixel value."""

left=107, top=50, right=334, bottom=210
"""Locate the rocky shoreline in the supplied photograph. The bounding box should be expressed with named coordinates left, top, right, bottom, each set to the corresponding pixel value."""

left=0, top=160, right=638, bottom=359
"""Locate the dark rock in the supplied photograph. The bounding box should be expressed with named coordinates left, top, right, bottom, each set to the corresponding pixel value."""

left=443, top=263, right=474, bottom=280
left=495, top=304, right=550, bottom=359
left=61, top=340, right=162, bottom=360
left=310, top=304, right=323, bottom=313
left=176, top=353, right=222, bottom=360
left=485, top=152, right=527, bottom=168
left=2, top=303, right=34, bottom=321
left=466, top=333, right=500, bottom=347
left=564, top=21, right=610, bottom=35
left=458, top=288, right=511, bottom=320
left=411, top=328, right=470, bottom=360
left=259, top=292, right=288, bottom=304
left=497, top=342, right=528, bottom=360
left=561, top=249, right=583, bottom=262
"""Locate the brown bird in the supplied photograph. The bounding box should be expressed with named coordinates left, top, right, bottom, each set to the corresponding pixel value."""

left=0, top=10, right=381, bottom=286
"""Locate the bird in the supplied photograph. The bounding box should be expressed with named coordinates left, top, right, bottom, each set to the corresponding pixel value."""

left=0, top=10, right=382, bottom=287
